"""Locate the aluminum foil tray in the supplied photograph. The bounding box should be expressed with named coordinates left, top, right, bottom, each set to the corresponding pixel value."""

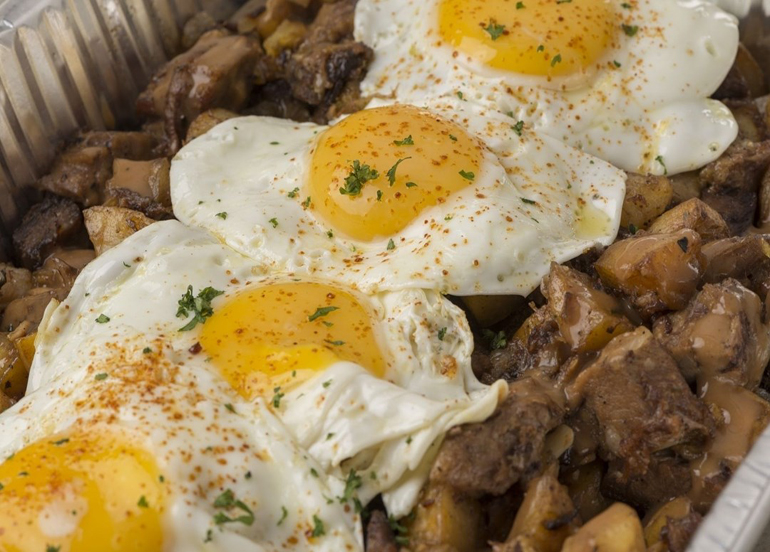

left=0, top=0, right=769, bottom=550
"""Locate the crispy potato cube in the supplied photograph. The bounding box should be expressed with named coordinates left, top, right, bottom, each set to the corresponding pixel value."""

left=647, top=198, right=729, bottom=242
left=621, top=173, right=673, bottom=230
left=562, top=503, right=645, bottom=552
left=84, top=206, right=154, bottom=256
left=14, top=333, right=36, bottom=371
left=643, top=497, right=694, bottom=547
left=186, top=109, right=239, bottom=143
left=408, top=482, right=483, bottom=552
left=263, top=20, right=307, bottom=56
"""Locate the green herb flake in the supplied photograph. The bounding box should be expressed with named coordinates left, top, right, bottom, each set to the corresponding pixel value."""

left=272, top=386, right=285, bottom=408
left=483, top=20, right=506, bottom=41
left=622, top=23, right=639, bottom=36
left=386, top=157, right=411, bottom=186
left=269, top=218, right=278, bottom=228
left=339, top=470, right=362, bottom=503
left=53, top=438, right=69, bottom=446
left=303, top=196, right=312, bottom=208
left=655, top=155, right=668, bottom=175
left=277, top=506, right=288, bottom=526
left=95, top=314, right=110, bottom=324
left=482, top=329, right=507, bottom=350
left=137, top=495, right=149, bottom=508
left=389, top=515, right=410, bottom=547
left=521, top=197, right=537, bottom=205
left=204, top=529, right=213, bottom=543
left=224, top=403, right=236, bottom=413
left=340, top=160, right=379, bottom=196
left=176, top=285, right=224, bottom=331
left=312, top=515, right=326, bottom=537
left=47, top=546, right=61, bottom=552
left=393, top=135, right=414, bottom=146
left=512, top=120, right=524, bottom=136
left=387, top=239, right=395, bottom=251
left=215, top=212, right=228, bottom=220
left=95, top=373, right=109, bottom=381
left=628, top=223, right=638, bottom=235
left=288, top=187, right=300, bottom=198
left=613, top=60, right=622, bottom=68
left=449, top=134, right=458, bottom=141
left=376, top=190, right=383, bottom=201
left=537, top=44, right=545, bottom=52
left=270, top=141, right=280, bottom=145
left=456, top=91, right=464, bottom=100
left=445, top=215, right=454, bottom=221
left=405, top=181, right=417, bottom=188
left=324, top=339, right=345, bottom=346
left=323, top=379, right=333, bottom=388
left=143, top=347, right=152, bottom=354
left=308, top=306, right=339, bottom=322
left=551, top=53, right=562, bottom=67
left=212, top=489, right=255, bottom=526
left=459, top=170, right=475, bottom=181
left=438, top=327, right=447, bottom=341
left=327, top=230, right=334, bottom=238
left=310, top=467, right=319, bottom=477
left=516, top=1, right=525, bottom=8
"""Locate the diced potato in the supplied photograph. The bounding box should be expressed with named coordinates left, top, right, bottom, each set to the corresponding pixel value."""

left=408, top=482, right=483, bottom=552
left=263, top=20, right=307, bottom=56
left=561, top=503, right=645, bottom=552
left=643, top=497, right=694, bottom=547
left=462, top=295, right=522, bottom=327
left=647, top=198, right=729, bottom=242
left=14, top=333, right=36, bottom=371
left=503, top=474, right=579, bottom=552
left=726, top=98, right=767, bottom=142
left=83, top=206, right=154, bottom=256
left=668, top=171, right=703, bottom=205
left=255, top=0, right=302, bottom=38
left=0, top=334, right=28, bottom=400
left=621, top=173, right=673, bottom=230
left=186, top=109, right=239, bottom=143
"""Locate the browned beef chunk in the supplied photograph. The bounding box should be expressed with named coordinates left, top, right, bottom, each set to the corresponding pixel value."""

left=2, top=287, right=67, bottom=332
left=286, top=0, right=372, bottom=110
left=700, top=140, right=770, bottom=235
left=103, top=187, right=172, bottom=221
left=647, top=198, right=730, bottom=241
left=601, top=455, right=691, bottom=512
left=594, top=230, right=705, bottom=319
left=653, top=280, right=770, bottom=389
left=660, top=512, right=703, bottom=552
left=568, top=327, right=714, bottom=475
left=37, top=146, right=112, bottom=206
left=541, top=263, right=634, bottom=354
left=365, top=511, right=398, bottom=552
left=701, top=235, right=770, bottom=298
left=430, top=378, right=564, bottom=497
left=12, top=195, right=83, bottom=270
left=247, top=80, right=312, bottom=121
left=471, top=337, right=531, bottom=385
left=78, top=131, right=159, bottom=161
left=137, top=30, right=262, bottom=152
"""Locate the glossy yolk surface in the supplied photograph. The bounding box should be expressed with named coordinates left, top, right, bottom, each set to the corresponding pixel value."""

left=0, top=430, right=164, bottom=552
left=200, top=282, right=387, bottom=399
left=438, top=0, right=616, bottom=77
left=308, top=104, right=484, bottom=241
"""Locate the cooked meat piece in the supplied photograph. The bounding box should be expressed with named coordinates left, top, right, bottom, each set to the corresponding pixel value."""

left=758, top=163, right=770, bottom=225
left=541, top=263, right=634, bottom=353
left=248, top=80, right=312, bottom=121
left=106, top=158, right=171, bottom=208
left=0, top=265, right=32, bottom=309
left=621, top=173, right=673, bottom=230
left=594, top=230, right=705, bottom=319
left=186, top=109, right=239, bottom=143
left=2, top=287, right=67, bottom=332
left=514, top=307, right=570, bottom=377
left=601, top=455, right=691, bottom=512
left=181, top=12, right=219, bottom=50
left=137, top=30, right=262, bottom=152
left=366, top=510, right=398, bottom=552
left=701, top=235, right=770, bottom=297
left=12, top=194, right=83, bottom=270
left=103, top=187, right=172, bottom=221
left=699, top=140, right=770, bottom=235
left=653, top=280, right=770, bottom=389
left=660, top=512, right=703, bottom=552
left=78, top=131, right=159, bottom=161
left=713, top=62, right=750, bottom=100
left=560, top=462, right=611, bottom=523
left=724, top=98, right=768, bottom=142
left=322, top=78, right=369, bottom=121
left=471, top=337, right=531, bottom=385
left=568, top=327, right=714, bottom=474
left=286, top=0, right=372, bottom=108
left=83, top=206, right=155, bottom=256
left=647, top=198, right=729, bottom=241
left=430, top=378, right=564, bottom=497
left=37, top=146, right=112, bottom=206
left=561, top=409, right=601, bottom=469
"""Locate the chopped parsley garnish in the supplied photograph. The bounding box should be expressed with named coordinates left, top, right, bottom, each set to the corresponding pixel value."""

left=224, top=403, right=236, bottom=413
left=312, top=515, right=326, bottom=537
left=438, top=327, right=447, bottom=341
left=288, top=187, right=300, bottom=198
left=324, top=339, right=345, bottom=346
left=176, top=285, right=224, bottom=331
left=204, top=529, right=213, bottom=543
left=269, top=218, right=278, bottom=228
left=445, top=215, right=454, bottom=221
left=327, top=230, right=334, bottom=238
left=339, top=470, right=362, bottom=503
left=677, top=237, right=689, bottom=253
left=449, top=134, right=457, bottom=141
left=340, top=160, right=379, bottom=196
left=123, top=261, right=131, bottom=268
left=483, top=20, right=506, bottom=41
left=245, top=471, right=252, bottom=479
left=655, top=155, right=668, bottom=175
left=322, top=321, right=333, bottom=327
left=323, top=379, right=333, bottom=388
left=303, top=196, right=312, bottom=208
left=310, top=468, right=319, bottom=477
left=516, top=1, right=525, bottom=8
left=556, top=0, right=572, bottom=3
left=376, top=190, right=383, bottom=201
left=270, top=141, right=280, bottom=145
left=215, top=212, right=228, bottom=220
left=327, top=433, right=335, bottom=440
left=613, top=60, right=622, bottom=68
left=94, top=373, right=109, bottom=381
left=213, top=489, right=255, bottom=526
left=459, top=170, right=475, bottom=181
left=137, top=495, right=149, bottom=508
left=370, top=471, right=377, bottom=480
left=537, top=44, right=545, bottom=52
left=95, top=314, right=110, bottom=324
left=628, top=223, right=638, bottom=235
left=406, top=436, right=413, bottom=444
left=272, top=386, right=285, bottom=408
left=387, top=239, right=395, bottom=251
left=389, top=516, right=410, bottom=546
left=386, top=157, right=411, bottom=186
left=277, top=506, right=288, bottom=526
left=47, top=546, right=60, bottom=552
left=482, top=329, right=507, bottom=350
left=551, top=53, right=563, bottom=67
left=394, top=135, right=414, bottom=146
left=53, top=438, right=69, bottom=446
left=621, top=1, right=632, bottom=7
left=405, top=182, right=417, bottom=188
left=308, top=306, right=339, bottom=322
left=159, top=475, right=165, bottom=482
left=142, top=347, right=152, bottom=354
left=622, top=23, right=639, bottom=36
left=521, top=197, right=537, bottom=205
left=456, top=91, right=464, bottom=100
left=512, top=120, right=524, bottom=136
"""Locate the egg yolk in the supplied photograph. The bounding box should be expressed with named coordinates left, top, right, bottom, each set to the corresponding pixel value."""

left=308, top=104, right=484, bottom=241
left=200, top=281, right=387, bottom=399
left=438, top=0, right=615, bottom=77
left=0, top=430, right=164, bottom=552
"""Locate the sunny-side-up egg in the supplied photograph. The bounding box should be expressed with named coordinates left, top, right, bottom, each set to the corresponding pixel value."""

left=354, top=0, right=740, bottom=175
left=16, top=219, right=504, bottom=551
left=171, top=98, right=626, bottom=296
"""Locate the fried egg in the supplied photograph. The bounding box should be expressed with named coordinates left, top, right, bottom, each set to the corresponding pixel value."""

left=171, top=99, right=625, bottom=296
left=355, top=0, right=739, bottom=175
left=23, top=220, right=503, bottom=538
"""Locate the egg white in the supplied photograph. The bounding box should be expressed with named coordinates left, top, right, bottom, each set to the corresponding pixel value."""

left=171, top=97, right=626, bottom=296
left=27, top=220, right=504, bottom=529
left=355, top=0, right=739, bottom=175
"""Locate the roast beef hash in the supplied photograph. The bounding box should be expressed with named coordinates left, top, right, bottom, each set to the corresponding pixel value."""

left=1, top=2, right=769, bottom=551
